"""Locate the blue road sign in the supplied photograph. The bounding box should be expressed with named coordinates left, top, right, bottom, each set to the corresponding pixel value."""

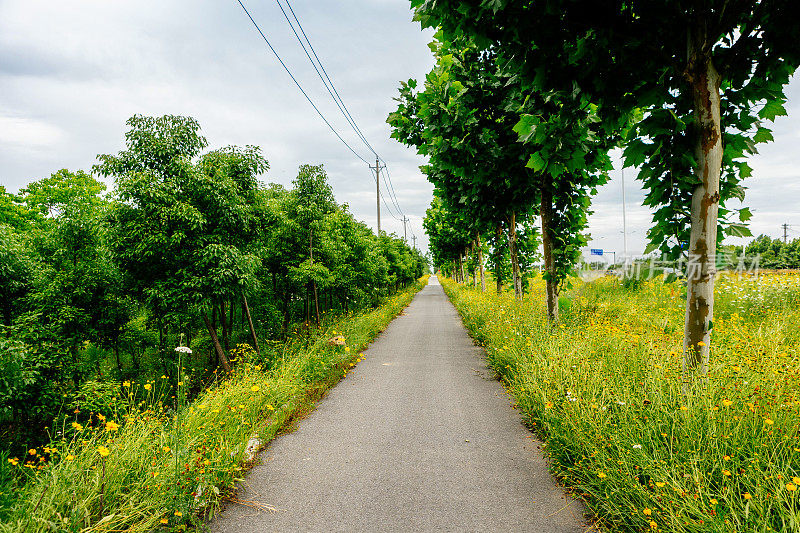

left=590, top=248, right=603, bottom=256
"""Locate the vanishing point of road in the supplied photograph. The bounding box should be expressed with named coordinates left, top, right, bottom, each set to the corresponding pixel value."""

left=211, top=276, right=589, bottom=532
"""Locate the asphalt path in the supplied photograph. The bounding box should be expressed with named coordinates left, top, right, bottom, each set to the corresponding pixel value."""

left=211, top=276, right=589, bottom=532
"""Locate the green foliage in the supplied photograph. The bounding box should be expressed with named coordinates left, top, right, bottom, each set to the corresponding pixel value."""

left=1, top=114, right=425, bottom=474
left=20, top=169, right=106, bottom=219
left=443, top=274, right=800, bottom=532
left=1, top=278, right=428, bottom=531
left=741, top=234, right=800, bottom=269
left=68, top=379, right=126, bottom=419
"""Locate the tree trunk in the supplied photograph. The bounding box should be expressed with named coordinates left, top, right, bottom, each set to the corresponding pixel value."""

left=509, top=211, right=521, bottom=301
left=495, top=222, right=503, bottom=295
left=683, top=31, right=722, bottom=383
left=472, top=241, right=478, bottom=288
left=228, top=299, right=235, bottom=342
left=203, top=312, right=231, bottom=372
left=219, top=301, right=229, bottom=352
left=305, top=285, right=310, bottom=325
left=477, top=233, right=486, bottom=292
left=459, top=254, right=465, bottom=284
left=211, top=304, right=219, bottom=365
left=313, top=284, right=321, bottom=325
left=158, top=324, right=168, bottom=378
left=541, top=187, right=559, bottom=321
left=242, top=290, right=261, bottom=357
left=310, top=227, right=321, bottom=327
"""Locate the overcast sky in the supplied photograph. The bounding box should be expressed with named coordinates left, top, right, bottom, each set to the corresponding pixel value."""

left=1, top=1, right=798, bottom=259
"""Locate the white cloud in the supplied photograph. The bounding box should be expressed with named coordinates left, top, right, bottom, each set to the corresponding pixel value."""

left=0, top=115, right=63, bottom=146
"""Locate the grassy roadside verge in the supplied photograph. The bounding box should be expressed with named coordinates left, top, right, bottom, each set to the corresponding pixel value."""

left=441, top=275, right=800, bottom=532
left=1, top=275, right=429, bottom=532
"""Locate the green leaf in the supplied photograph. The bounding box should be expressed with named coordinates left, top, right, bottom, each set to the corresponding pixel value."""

left=752, top=127, right=774, bottom=144
left=738, top=207, right=752, bottom=222
left=513, top=114, right=540, bottom=144
left=725, top=223, right=752, bottom=238
left=526, top=152, right=547, bottom=172
left=758, top=99, right=787, bottom=121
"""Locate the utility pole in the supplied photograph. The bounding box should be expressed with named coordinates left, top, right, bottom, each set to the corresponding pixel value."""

left=402, top=216, right=409, bottom=243
left=411, top=234, right=417, bottom=250
left=783, top=223, right=789, bottom=244
left=622, top=167, right=628, bottom=265
left=370, top=157, right=382, bottom=236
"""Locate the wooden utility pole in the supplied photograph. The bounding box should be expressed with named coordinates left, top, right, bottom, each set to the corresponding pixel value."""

left=411, top=234, right=417, bottom=250
left=402, top=216, right=409, bottom=243
left=373, top=157, right=381, bottom=235
left=783, top=223, right=789, bottom=243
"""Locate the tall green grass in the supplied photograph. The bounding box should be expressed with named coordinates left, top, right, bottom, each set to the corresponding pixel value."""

left=1, top=276, right=428, bottom=532
left=443, top=273, right=800, bottom=532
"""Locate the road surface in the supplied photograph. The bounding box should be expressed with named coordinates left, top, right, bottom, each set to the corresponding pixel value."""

left=211, top=276, right=588, bottom=532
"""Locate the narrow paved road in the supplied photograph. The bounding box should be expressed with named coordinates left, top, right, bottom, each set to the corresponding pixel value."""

left=211, top=276, right=588, bottom=532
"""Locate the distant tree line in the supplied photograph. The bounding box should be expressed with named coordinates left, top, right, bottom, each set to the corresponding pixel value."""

left=734, top=234, right=800, bottom=269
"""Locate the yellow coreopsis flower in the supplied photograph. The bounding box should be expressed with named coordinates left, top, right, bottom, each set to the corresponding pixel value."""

left=97, top=446, right=110, bottom=457
left=105, top=421, right=120, bottom=432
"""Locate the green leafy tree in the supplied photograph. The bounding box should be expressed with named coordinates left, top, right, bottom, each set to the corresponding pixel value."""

left=410, top=0, right=800, bottom=376
left=0, top=225, right=32, bottom=327
left=0, top=186, right=35, bottom=230
left=96, top=115, right=266, bottom=372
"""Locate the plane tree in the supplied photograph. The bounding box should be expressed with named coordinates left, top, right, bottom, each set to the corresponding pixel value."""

left=411, top=0, right=800, bottom=377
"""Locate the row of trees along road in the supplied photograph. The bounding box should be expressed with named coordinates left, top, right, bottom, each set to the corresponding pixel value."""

left=396, top=1, right=799, bottom=384
left=0, top=115, right=426, bottom=449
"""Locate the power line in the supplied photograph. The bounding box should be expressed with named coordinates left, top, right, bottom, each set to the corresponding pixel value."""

left=274, top=0, right=376, bottom=159
left=234, top=0, right=369, bottom=165
left=380, top=161, right=405, bottom=217
left=275, top=0, right=412, bottom=224
left=236, top=0, right=415, bottom=237
left=366, top=167, right=401, bottom=223
left=280, top=0, right=378, bottom=158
